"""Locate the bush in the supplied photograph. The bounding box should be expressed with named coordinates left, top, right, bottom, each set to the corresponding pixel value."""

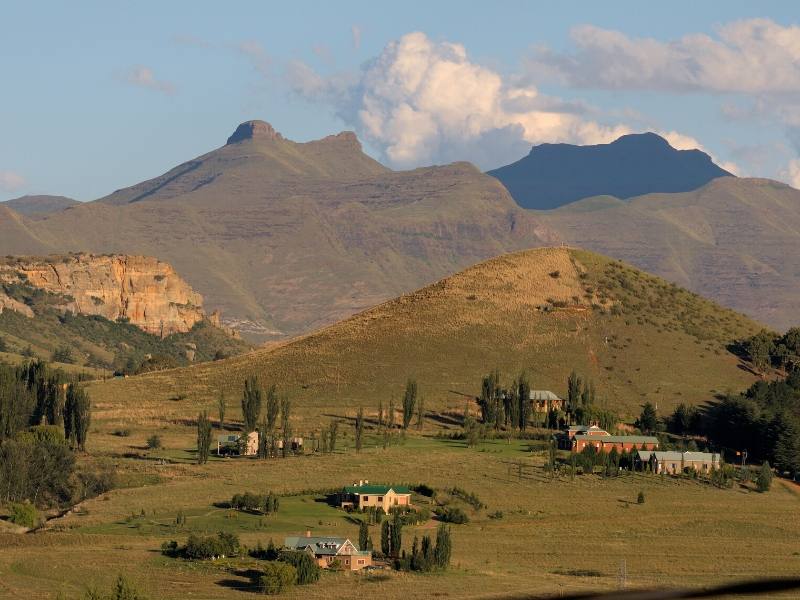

left=436, top=506, right=469, bottom=524
left=279, top=550, right=321, bottom=584
left=9, top=502, right=39, bottom=528
left=757, top=461, right=773, bottom=492
left=181, top=532, right=240, bottom=559
left=448, top=487, right=485, bottom=510
left=257, top=562, right=297, bottom=595
left=146, top=434, right=162, bottom=450
left=52, top=346, right=75, bottom=364
left=412, top=483, right=435, bottom=497
left=637, top=491, right=645, bottom=504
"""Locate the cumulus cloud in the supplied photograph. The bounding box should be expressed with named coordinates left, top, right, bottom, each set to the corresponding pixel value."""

left=288, top=32, right=635, bottom=169
left=783, top=159, right=800, bottom=189
left=238, top=41, right=271, bottom=77
left=530, top=19, right=800, bottom=93
left=0, top=170, right=25, bottom=193
left=125, top=66, right=175, bottom=94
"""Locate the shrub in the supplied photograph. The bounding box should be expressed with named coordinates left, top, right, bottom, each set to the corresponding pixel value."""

left=113, top=428, right=131, bottom=437
left=181, top=532, right=240, bottom=559
left=52, top=346, right=75, bottom=364
left=146, top=434, right=162, bottom=450
left=279, top=550, right=321, bottom=584
left=9, top=502, right=39, bottom=528
left=448, top=487, right=485, bottom=510
left=436, top=506, right=469, bottom=524
left=257, top=562, right=297, bottom=595
left=757, top=461, right=773, bottom=492
left=637, top=491, right=645, bottom=504
left=412, top=483, right=435, bottom=497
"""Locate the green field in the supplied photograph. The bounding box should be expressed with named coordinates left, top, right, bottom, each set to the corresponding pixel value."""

left=1, top=435, right=799, bottom=599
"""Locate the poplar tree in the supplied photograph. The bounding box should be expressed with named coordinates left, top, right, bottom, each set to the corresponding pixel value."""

left=64, top=383, right=91, bottom=451
left=281, top=395, right=292, bottom=458
left=358, top=520, right=369, bottom=551
left=402, top=379, right=417, bottom=429
left=266, top=384, right=279, bottom=432
left=217, top=391, right=226, bottom=430
left=433, top=524, right=452, bottom=569
left=241, top=377, right=263, bottom=433
left=354, top=407, right=364, bottom=452
left=517, top=374, right=530, bottom=431
left=196, top=410, right=212, bottom=464
left=416, top=396, right=424, bottom=431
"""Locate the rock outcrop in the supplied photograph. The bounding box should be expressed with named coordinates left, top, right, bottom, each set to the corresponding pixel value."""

left=0, top=254, right=206, bottom=335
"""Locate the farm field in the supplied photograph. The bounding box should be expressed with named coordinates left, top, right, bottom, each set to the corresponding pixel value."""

left=1, top=435, right=798, bottom=599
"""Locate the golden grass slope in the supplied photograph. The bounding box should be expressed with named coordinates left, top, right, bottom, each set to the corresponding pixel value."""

left=87, top=247, right=763, bottom=429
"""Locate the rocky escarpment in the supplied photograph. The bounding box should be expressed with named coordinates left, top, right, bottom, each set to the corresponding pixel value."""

left=0, top=254, right=206, bottom=335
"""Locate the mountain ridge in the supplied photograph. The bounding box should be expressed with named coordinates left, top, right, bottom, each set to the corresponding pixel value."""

left=488, top=132, right=734, bottom=210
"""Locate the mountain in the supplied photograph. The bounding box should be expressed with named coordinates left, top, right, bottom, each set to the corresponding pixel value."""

left=538, top=177, right=800, bottom=331
left=488, top=133, right=734, bottom=210
left=2, top=194, right=80, bottom=215
left=0, top=120, right=556, bottom=340
left=0, top=254, right=250, bottom=372
left=88, top=247, right=762, bottom=421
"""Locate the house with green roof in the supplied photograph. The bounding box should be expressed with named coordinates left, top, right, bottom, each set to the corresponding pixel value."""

left=572, top=433, right=659, bottom=453
left=338, top=480, right=412, bottom=512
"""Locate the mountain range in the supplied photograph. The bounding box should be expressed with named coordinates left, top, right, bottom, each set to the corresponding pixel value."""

left=1, top=194, right=79, bottom=216
left=488, top=132, right=733, bottom=210
left=0, top=121, right=797, bottom=338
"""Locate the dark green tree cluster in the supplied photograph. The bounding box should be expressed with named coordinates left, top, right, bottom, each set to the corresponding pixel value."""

left=230, top=491, right=279, bottom=514
left=380, top=512, right=403, bottom=558
left=742, top=328, right=800, bottom=373
left=64, top=383, right=91, bottom=451
left=81, top=574, right=147, bottom=600
left=636, top=402, right=659, bottom=434
left=672, top=370, right=800, bottom=478
left=475, top=370, right=532, bottom=432
left=402, top=378, right=417, bottom=429
left=161, top=531, right=240, bottom=560
left=401, top=524, right=452, bottom=572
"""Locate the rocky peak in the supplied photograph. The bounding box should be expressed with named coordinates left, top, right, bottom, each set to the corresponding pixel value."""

left=226, top=120, right=284, bottom=145
left=318, top=131, right=362, bottom=149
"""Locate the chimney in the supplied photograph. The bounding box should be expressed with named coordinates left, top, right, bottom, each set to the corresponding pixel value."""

left=305, top=530, right=311, bottom=538
left=359, top=479, right=363, bottom=486
left=364, top=479, right=369, bottom=484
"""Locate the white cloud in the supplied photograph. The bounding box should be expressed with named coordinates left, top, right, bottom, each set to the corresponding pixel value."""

left=530, top=19, right=800, bottom=93
left=351, top=25, right=362, bottom=50
left=237, top=41, right=271, bottom=77
left=0, top=170, right=25, bottom=193
left=125, top=66, right=175, bottom=94
left=783, top=159, right=800, bottom=189
left=288, top=32, right=636, bottom=169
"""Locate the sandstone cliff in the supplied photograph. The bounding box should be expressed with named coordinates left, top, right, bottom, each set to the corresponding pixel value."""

left=0, top=254, right=206, bottom=335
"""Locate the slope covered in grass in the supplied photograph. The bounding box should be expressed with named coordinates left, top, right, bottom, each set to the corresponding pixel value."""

left=87, top=247, right=763, bottom=428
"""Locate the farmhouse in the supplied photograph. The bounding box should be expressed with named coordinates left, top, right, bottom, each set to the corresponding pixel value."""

left=572, top=433, right=659, bottom=453
left=284, top=534, right=372, bottom=570
left=637, top=450, right=721, bottom=474
left=339, top=480, right=412, bottom=512
left=216, top=431, right=258, bottom=456
left=530, top=390, right=564, bottom=412
left=557, top=424, right=610, bottom=449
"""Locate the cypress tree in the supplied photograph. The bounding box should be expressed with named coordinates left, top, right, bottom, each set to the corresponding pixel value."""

left=380, top=519, right=390, bottom=556
left=433, top=523, right=452, bottom=569
left=390, top=512, right=402, bottom=558
left=517, top=374, right=530, bottom=431
left=266, top=384, right=279, bottom=432
left=354, top=407, right=364, bottom=452
left=402, top=379, right=417, bottom=429
left=416, top=396, right=424, bottom=431
left=358, top=520, right=369, bottom=551
left=65, top=384, right=91, bottom=451
left=281, top=395, right=292, bottom=457
left=196, top=410, right=212, bottom=464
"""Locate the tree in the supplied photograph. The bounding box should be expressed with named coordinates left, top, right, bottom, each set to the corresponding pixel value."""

left=637, top=402, right=658, bottom=434
left=567, top=370, right=582, bottom=411
left=390, top=511, right=402, bottom=558
left=257, top=561, right=297, bottom=595
left=748, top=330, right=776, bottom=373
left=328, top=420, right=338, bottom=453
left=280, top=395, right=292, bottom=457
left=757, top=461, right=773, bottom=492
left=388, top=398, right=396, bottom=430
left=241, top=376, right=263, bottom=433
left=354, top=407, right=364, bottom=453
left=479, top=369, right=500, bottom=424
left=196, top=411, right=212, bottom=465
left=0, top=336, right=6, bottom=352
left=517, top=374, right=531, bottom=431
left=402, top=379, right=417, bottom=429
left=217, top=391, right=226, bottom=430
left=64, top=384, right=91, bottom=451
left=433, top=523, right=452, bottom=569
left=279, top=550, right=320, bottom=584
left=417, top=395, right=425, bottom=431
left=380, top=519, right=390, bottom=556
left=266, top=384, right=279, bottom=432
left=358, top=520, right=369, bottom=551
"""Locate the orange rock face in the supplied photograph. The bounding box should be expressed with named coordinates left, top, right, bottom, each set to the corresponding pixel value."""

left=1, top=254, right=205, bottom=335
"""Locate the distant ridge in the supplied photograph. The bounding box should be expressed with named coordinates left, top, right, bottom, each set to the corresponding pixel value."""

left=488, top=132, right=734, bottom=210
left=2, top=194, right=79, bottom=215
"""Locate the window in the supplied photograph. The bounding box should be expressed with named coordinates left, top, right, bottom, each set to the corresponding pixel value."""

left=377, top=496, right=383, bottom=502
left=362, top=496, right=369, bottom=501
left=358, top=559, right=365, bottom=565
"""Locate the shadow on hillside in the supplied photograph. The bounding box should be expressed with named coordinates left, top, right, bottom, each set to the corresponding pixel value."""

left=216, top=569, right=263, bottom=594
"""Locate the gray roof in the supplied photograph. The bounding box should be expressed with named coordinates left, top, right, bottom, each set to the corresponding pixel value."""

left=637, top=450, right=720, bottom=462
left=575, top=434, right=658, bottom=444
left=530, top=390, right=562, bottom=401
left=217, top=434, right=240, bottom=443
left=284, top=536, right=368, bottom=556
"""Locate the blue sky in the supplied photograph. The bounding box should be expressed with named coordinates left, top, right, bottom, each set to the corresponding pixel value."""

left=2, top=1, right=800, bottom=200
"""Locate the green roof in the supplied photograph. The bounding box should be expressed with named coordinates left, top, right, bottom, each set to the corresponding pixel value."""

left=574, top=434, right=658, bottom=444
left=343, top=484, right=411, bottom=495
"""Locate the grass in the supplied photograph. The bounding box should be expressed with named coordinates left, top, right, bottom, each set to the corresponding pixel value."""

left=1, top=436, right=799, bottom=599
left=84, top=248, right=762, bottom=437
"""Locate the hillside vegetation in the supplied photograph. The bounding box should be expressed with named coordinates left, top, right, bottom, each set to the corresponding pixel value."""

left=87, top=247, right=763, bottom=428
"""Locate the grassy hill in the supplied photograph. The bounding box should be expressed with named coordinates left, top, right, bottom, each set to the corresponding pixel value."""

left=539, top=177, right=800, bottom=331
left=87, top=247, right=764, bottom=428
